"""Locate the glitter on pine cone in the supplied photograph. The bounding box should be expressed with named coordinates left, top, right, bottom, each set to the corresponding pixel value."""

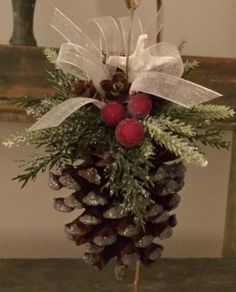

left=115, top=118, right=144, bottom=148
left=128, top=93, right=152, bottom=119
left=101, top=102, right=126, bottom=126
left=49, top=149, right=186, bottom=280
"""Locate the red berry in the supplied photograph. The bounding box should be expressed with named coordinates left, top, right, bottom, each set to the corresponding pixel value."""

left=128, top=93, right=152, bottom=118
left=115, top=119, right=144, bottom=148
left=101, top=102, right=125, bottom=126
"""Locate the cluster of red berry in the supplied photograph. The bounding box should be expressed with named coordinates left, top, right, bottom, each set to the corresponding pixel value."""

left=101, top=93, right=152, bottom=148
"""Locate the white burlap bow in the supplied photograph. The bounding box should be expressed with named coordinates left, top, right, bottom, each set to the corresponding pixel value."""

left=29, top=8, right=222, bottom=131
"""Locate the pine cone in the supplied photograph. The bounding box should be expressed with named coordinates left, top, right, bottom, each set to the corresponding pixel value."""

left=100, top=71, right=130, bottom=102
left=71, top=80, right=96, bottom=98
left=49, top=151, right=185, bottom=280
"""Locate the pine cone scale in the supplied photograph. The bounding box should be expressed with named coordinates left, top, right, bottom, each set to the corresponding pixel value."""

left=52, top=154, right=185, bottom=276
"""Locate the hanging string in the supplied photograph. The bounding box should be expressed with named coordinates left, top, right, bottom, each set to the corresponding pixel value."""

left=126, top=7, right=135, bottom=79
left=133, top=260, right=142, bottom=292
left=124, top=1, right=142, bottom=79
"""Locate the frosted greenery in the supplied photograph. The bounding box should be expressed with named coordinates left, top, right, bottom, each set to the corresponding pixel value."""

left=3, top=47, right=234, bottom=225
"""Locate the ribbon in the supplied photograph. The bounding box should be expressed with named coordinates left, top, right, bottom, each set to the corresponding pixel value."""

left=118, top=15, right=143, bottom=55
left=144, top=4, right=164, bottom=46
left=52, top=8, right=165, bottom=86
left=107, top=36, right=185, bottom=82
left=29, top=8, right=222, bottom=132
left=130, top=71, right=221, bottom=108
left=28, top=98, right=104, bottom=131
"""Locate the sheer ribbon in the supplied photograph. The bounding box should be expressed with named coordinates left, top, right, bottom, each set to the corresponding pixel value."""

left=29, top=8, right=222, bottom=131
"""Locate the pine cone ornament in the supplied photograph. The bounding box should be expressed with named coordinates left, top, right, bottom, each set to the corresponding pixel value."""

left=50, top=149, right=186, bottom=280
left=6, top=5, right=234, bottom=290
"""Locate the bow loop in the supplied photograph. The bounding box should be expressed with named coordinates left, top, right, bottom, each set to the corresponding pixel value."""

left=140, top=42, right=184, bottom=77
left=106, top=35, right=184, bottom=82
left=57, top=42, right=110, bottom=94
left=130, top=71, right=222, bottom=108
left=118, top=15, right=143, bottom=54
left=28, top=8, right=222, bottom=132
left=51, top=8, right=100, bottom=58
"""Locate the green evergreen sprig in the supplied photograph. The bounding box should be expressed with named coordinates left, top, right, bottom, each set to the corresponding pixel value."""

left=191, top=128, right=230, bottom=150
left=14, top=153, right=70, bottom=188
left=145, top=117, right=208, bottom=167
left=12, top=110, right=114, bottom=187
left=44, top=48, right=58, bottom=64
left=165, top=104, right=234, bottom=122
left=183, top=60, right=200, bottom=79
left=3, top=131, right=35, bottom=149
left=154, top=115, right=196, bottom=138
left=104, top=146, right=155, bottom=226
left=3, top=46, right=234, bottom=227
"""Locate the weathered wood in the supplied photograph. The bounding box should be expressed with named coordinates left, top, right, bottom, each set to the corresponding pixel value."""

left=0, top=45, right=55, bottom=122
left=223, top=130, right=236, bottom=257
left=182, top=56, right=236, bottom=108
left=0, top=259, right=235, bottom=292
left=0, top=45, right=235, bottom=123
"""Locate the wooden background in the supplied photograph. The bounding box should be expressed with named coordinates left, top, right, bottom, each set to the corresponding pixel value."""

left=0, top=45, right=235, bottom=123
left=1, top=259, right=236, bottom=291
left=0, top=46, right=54, bottom=122
left=0, top=0, right=236, bottom=259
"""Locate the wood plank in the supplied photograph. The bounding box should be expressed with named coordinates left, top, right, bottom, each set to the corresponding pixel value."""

left=182, top=56, right=236, bottom=108
left=0, top=259, right=236, bottom=292
left=0, top=45, right=54, bottom=97
left=0, top=45, right=235, bottom=123
left=0, top=45, right=55, bottom=122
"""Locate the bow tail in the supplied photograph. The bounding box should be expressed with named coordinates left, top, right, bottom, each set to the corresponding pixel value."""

left=28, top=98, right=105, bottom=132
left=130, top=71, right=222, bottom=108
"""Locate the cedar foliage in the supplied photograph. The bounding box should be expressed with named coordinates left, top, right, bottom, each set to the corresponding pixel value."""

left=3, top=48, right=234, bottom=226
